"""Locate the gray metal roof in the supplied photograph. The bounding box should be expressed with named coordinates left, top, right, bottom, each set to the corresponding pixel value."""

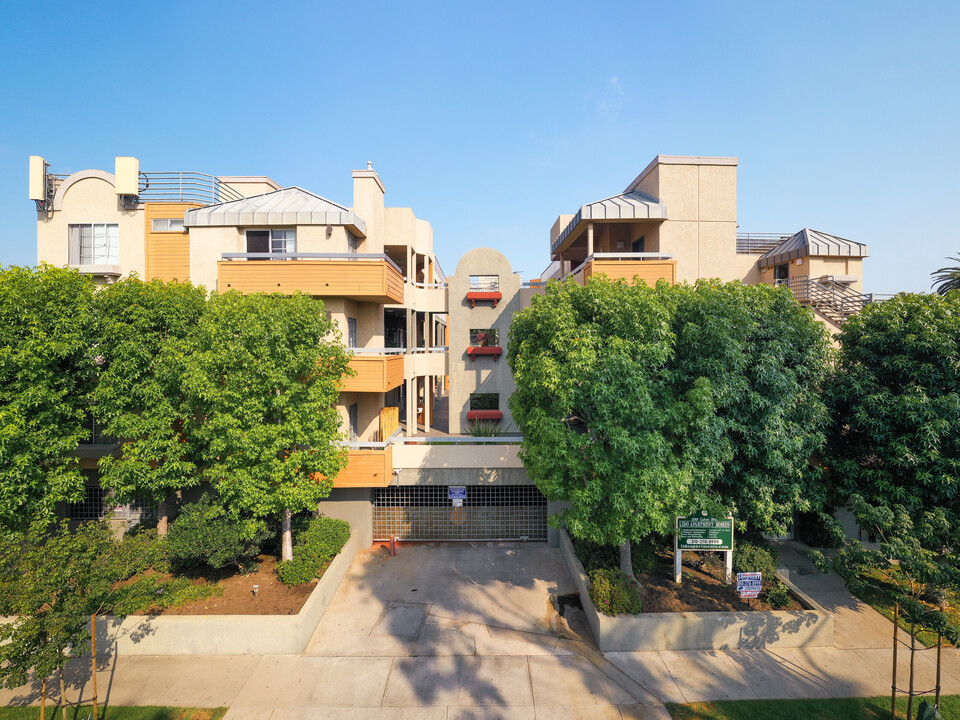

left=757, top=228, right=869, bottom=268
left=184, top=187, right=366, bottom=237
left=552, top=189, right=667, bottom=254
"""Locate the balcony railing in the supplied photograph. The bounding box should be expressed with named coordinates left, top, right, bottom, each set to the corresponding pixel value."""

left=219, top=253, right=404, bottom=302
left=569, top=253, right=677, bottom=286
left=736, top=233, right=791, bottom=254
left=138, top=172, right=245, bottom=205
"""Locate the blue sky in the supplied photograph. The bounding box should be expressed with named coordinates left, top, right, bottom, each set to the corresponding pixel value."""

left=0, top=1, right=956, bottom=292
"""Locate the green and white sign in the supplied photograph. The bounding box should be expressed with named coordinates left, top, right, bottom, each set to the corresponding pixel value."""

left=677, top=514, right=733, bottom=551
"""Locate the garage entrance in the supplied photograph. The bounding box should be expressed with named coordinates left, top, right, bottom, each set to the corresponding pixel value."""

left=372, top=485, right=547, bottom=541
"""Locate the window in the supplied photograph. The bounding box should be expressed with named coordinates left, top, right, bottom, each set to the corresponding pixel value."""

left=347, top=318, right=358, bottom=348
left=347, top=232, right=360, bottom=253
left=151, top=218, right=185, bottom=232
left=68, top=224, right=118, bottom=265
left=348, top=404, right=359, bottom=441
left=469, top=393, right=499, bottom=411
left=469, top=275, right=499, bottom=292
left=245, top=229, right=296, bottom=255
left=774, top=264, right=789, bottom=283
left=68, top=477, right=107, bottom=521
left=79, top=414, right=116, bottom=446
left=470, top=328, right=499, bottom=347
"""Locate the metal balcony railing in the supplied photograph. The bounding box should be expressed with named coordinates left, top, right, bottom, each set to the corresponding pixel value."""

left=138, top=172, right=245, bottom=205
left=736, top=233, right=791, bottom=254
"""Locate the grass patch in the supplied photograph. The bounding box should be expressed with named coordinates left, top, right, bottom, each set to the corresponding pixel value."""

left=0, top=708, right=227, bottom=720
left=851, top=566, right=960, bottom=648
left=668, top=695, right=960, bottom=719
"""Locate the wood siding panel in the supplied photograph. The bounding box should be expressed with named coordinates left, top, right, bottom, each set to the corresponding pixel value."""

left=218, top=260, right=404, bottom=303
left=583, top=260, right=676, bottom=286
left=342, top=355, right=404, bottom=393
left=328, top=446, right=393, bottom=488
left=380, top=406, right=399, bottom=440
left=144, top=203, right=199, bottom=281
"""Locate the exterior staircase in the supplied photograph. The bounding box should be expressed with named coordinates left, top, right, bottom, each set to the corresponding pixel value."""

left=785, top=275, right=871, bottom=325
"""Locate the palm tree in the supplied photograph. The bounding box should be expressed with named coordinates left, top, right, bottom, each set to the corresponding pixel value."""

left=932, top=255, right=960, bottom=295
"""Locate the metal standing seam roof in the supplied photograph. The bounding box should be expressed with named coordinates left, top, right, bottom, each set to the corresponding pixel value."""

left=757, top=228, right=869, bottom=269
left=552, top=189, right=667, bottom=254
left=183, top=186, right=367, bottom=237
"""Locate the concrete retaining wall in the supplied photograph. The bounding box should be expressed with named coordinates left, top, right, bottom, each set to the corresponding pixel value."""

left=97, top=528, right=361, bottom=655
left=559, top=530, right=834, bottom=652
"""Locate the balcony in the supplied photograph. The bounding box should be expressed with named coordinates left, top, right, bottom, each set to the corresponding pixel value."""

left=327, top=445, right=394, bottom=488
left=342, top=350, right=404, bottom=393
left=571, top=253, right=676, bottom=286
left=219, top=253, right=404, bottom=303
left=138, top=172, right=245, bottom=205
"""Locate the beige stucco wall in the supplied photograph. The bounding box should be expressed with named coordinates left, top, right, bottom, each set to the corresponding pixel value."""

left=447, top=248, right=523, bottom=435
left=188, top=226, right=242, bottom=292
left=37, top=173, right=146, bottom=278
left=337, top=391, right=383, bottom=442
left=352, top=171, right=385, bottom=253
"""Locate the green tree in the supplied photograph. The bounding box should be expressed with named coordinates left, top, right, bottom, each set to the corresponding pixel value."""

left=0, top=265, right=96, bottom=529
left=185, top=291, right=351, bottom=561
left=507, top=278, right=720, bottom=576
left=666, top=281, right=831, bottom=535
left=0, top=519, right=120, bottom=718
left=93, top=276, right=208, bottom=534
left=820, top=293, right=960, bottom=634
left=932, top=255, right=960, bottom=295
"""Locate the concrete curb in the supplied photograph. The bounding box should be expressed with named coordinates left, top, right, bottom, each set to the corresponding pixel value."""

left=559, top=530, right=835, bottom=652
left=97, top=528, right=362, bottom=655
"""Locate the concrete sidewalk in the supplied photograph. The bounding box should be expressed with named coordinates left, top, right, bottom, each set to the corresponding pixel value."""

left=607, top=540, right=960, bottom=704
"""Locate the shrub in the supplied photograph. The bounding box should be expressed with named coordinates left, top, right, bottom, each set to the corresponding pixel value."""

left=734, top=539, right=778, bottom=580
left=572, top=535, right=663, bottom=576
left=277, top=516, right=351, bottom=586
left=112, top=527, right=170, bottom=577
left=589, top=568, right=643, bottom=616
left=167, top=495, right=268, bottom=572
left=764, top=581, right=792, bottom=609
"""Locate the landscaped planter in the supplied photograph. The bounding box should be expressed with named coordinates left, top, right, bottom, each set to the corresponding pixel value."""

left=94, top=528, right=361, bottom=656
left=466, top=410, right=503, bottom=422
left=559, top=530, right=834, bottom=652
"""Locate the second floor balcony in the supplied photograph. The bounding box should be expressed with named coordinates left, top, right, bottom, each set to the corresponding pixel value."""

left=570, top=252, right=676, bottom=286
left=343, top=349, right=405, bottom=393
left=218, top=253, right=405, bottom=303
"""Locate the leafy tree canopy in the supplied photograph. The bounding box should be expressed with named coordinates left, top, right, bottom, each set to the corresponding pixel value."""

left=821, top=292, right=960, bottom=628
left=0, top=265, right=96, bottom=529
left=508, top=278, right=831, bottom=562
left=185, top=291, right=351, bottom=532
left=93, top=276, right=208, bottom=508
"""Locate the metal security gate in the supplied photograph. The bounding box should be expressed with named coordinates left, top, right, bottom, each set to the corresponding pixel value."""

left=373, top=485, right=547, bottom=541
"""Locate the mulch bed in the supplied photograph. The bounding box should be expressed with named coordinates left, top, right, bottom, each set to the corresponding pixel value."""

left=134, top=555, right=322, bottom=616
left=636, top=550, right=804, bottom=613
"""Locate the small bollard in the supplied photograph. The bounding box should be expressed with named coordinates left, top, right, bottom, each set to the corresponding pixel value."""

left=389, top=536, right=397, bottom=557
left=252, top=584, right=259, bottom=597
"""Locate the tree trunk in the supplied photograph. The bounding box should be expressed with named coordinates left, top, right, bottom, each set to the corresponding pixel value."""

left=619, top=540, right=634, bottom=578
left=40, top=678, right=45, bottom=720
left=91, top=613, right=99, bottom=720
left=59, top=667, right=67, bottom=720
left=281, top=508, right=293, bottom=562
left=157, top=500, right=169, bottom=536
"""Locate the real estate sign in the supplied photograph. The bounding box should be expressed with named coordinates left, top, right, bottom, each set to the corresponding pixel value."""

left=676, top=514, right=734, bottom=551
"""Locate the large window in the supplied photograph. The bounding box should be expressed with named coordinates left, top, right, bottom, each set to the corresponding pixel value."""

left=151, top=218, right=185, bottom=232
left=469, top=328, right=499, bottom=347
left=469, top=393, right=499, bottom=411
left=245, top=229, right=296, bottom=255
left=69, top=224, right=119, bottom=265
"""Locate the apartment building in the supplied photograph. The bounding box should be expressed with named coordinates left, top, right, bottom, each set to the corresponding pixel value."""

left=31, top=153, right=870, bottom=546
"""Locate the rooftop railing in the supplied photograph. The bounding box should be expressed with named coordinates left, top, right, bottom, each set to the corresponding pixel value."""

left=138, top=172, right=245, bottom=205
left=736, top=233, right=791, bottom=254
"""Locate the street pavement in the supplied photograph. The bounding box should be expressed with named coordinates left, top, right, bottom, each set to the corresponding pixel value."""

left=2, top=540, right=958, bottom=718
